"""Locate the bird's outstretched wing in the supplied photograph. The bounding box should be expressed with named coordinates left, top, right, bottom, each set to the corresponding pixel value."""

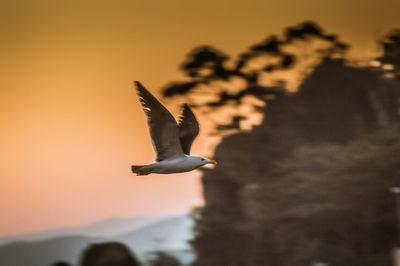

left=135, top=81, right=184, bottom=161
left=178, top=104, right=199, bottom=155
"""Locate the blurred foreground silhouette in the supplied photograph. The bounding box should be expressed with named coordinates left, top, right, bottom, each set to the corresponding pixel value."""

left=80, top=242, right=140, bottom=266
left=49, top=242, right=185, bottom=266
left=51, top=262, right=73, bottom=266
left=163, top=22, right=400, bottom=266
left=147, top=251, right=183, bottom=266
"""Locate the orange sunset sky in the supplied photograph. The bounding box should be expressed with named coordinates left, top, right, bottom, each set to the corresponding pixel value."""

left=1, top=0, right=400, bottom=236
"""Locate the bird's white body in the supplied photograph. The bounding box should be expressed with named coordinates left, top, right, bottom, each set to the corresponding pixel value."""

left=131, top=81, right=216, bottom=175
left=135, top=155, right=211, bottom=175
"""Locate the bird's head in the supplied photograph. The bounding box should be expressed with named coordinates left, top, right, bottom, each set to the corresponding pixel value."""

left=195, top=156, right=217, bottom=167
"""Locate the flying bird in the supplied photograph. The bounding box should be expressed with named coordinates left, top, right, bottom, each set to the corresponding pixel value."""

left=131, top=81, right=216, bottom=175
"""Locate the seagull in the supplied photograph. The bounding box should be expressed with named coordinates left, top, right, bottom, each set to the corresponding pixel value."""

left=131, top=81, right=216, bottom=175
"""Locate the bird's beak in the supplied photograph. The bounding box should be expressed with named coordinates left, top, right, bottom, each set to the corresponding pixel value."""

left=207, top=160, right=217, bottom=165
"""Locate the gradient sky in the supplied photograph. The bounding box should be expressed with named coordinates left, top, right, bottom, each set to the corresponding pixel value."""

left=1, top=0, right=400, bottom=236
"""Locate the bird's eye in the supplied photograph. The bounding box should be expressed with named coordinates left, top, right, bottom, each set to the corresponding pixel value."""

left=201, top=158, right=205, bottom=161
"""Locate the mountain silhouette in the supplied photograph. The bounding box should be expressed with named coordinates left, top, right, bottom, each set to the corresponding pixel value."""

left=0, top=215, right=193, bottom=266
left=0, top=216, right=158, bottom=246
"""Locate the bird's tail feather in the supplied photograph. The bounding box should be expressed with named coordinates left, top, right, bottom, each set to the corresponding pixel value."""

left=131, top=165, right=150, bottom=176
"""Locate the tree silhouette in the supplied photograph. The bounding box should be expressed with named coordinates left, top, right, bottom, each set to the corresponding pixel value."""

left=380, top=28, right=400, bottom=66
left=161, top=22, right=400, bottom=266
left=162, top=21, right=348, bottom=131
